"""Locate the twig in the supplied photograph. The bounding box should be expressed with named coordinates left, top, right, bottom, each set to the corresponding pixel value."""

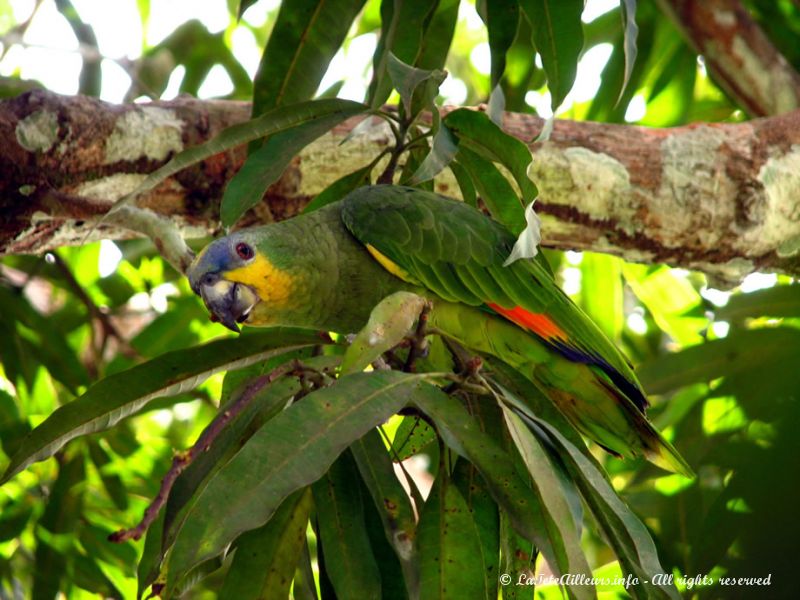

left=54, top=0, right=101, bottom=96
left=0, top=0, right=45, bottom=61
left=51, top=252, right=138, bottom=360
left=109, top=360, right=305, bottom=543
left=377, top=114, right=411, bottom=184
left=103, top=205, right=195, bottom=274
left=403, top=304, right=431, bottom=372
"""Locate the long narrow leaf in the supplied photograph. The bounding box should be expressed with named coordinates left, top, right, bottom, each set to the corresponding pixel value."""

left=367, top=0, right=439, bottom=108
left=638, top=328, right=800, bottom=395
left=444, top=109, right=538, bottom=207
left=455, top=147, right=525, bottom=234
left=415, top=0, right=459, bottom=71
left=108, top=99, right=364, bottom=214
left=619, top=0, right=639, bottom=103
left=387, top=53, right=446, bottom=118
left=417, top=463, right=489, bottom=599
left=164, top=371, right=440, bottom=588
left=221, top=101, right=366, bottom=226
left=519, top=0, right=584, bottom=109
left=351, top=429, right=419, bottom=594
left=252, top=0, right=367, bottom=116
left=313, top=452, right=382, bottom=599
left=502, top=405, right=588, bottom=580
left=409, top=124, right=458, bottom=185
left=452, top=458, right=499, bottom=597
left=220, top=488, right=313, bottom=599
left=413, top=391, right=595, bottom=600
left=1, top=329, right=324, bottom=483
left=528, top=416, right=681, bottom=600
left=716, top=285, right=800, bottom=323
left=478, top=0, right=520, bottom=88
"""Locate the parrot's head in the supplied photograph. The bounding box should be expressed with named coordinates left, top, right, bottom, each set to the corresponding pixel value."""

left=187, top=232, right=262, bottom=333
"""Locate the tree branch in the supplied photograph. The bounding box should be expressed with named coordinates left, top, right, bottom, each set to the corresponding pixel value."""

left=2, top=90, right=800, bottom=283
left=657, top=0, right=800, bottom=117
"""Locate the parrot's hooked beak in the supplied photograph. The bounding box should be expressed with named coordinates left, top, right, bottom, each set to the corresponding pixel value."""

left=191, top=272, right=260, bottom=333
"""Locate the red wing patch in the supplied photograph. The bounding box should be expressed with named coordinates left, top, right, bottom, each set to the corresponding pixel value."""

left=488, top=302, right=649, bottom=413
left=487, top=303, right=567, bottom=341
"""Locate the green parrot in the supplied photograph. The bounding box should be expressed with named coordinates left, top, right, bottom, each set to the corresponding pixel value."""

left=187, top=185, right=692, bottom=477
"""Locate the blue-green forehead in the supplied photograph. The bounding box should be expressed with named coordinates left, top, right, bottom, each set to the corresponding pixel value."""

left=194, top=237, right=234, bottom=272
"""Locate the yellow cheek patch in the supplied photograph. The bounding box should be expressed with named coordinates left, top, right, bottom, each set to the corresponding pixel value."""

left=366, top=244, right=418, bottom=284
left=224, top=253, right=294, bottom=306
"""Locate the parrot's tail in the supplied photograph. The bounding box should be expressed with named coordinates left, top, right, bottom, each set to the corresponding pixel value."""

left=428, top=300, right=694, bottom=477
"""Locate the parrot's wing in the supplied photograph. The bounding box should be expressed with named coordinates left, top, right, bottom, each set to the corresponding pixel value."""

left=341, top=185, right=648, bottom=413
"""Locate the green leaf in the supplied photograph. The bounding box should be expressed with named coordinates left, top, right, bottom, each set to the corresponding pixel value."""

left=292, top=541, right=319, bottom=600
left=486, top=359, right=600, bottom=462
left=165, top=371, right=438, bottom=588
left=351, top=429, right=419, bottom=593
left=312, top=451, right=382, bottom=599
left=393, top=415, right=437, bottom=461
left=87, top=440, right=128, bottom=510
left=478, top=0, right=520, bottom=88
left=71, top=552, right=122, bottom=598
left=408, top=123, right=458, bottom=185
left=444, top=108, right=538, bottom=208
left=448, top=160, right=477, bottom=207
left=622, top=263, right=703, bottom=346
left=252, top=0, right=367, bottom=116
left=502, top=405, right=589, bottom=580
left=454, top=147, right=525, bottom=234
left=33, top=453, right=85, bottom=600
left=221, top=100, right=367, bottom=227
left=638, top=328, right=800, bottom=395
left=500, top=15, right=542, bottom=112
left=359, top=471, right=410, bottom=600
left=499, top=510, right=536, bottom=600
left=0, top=284, right=88, bottom=392
left=519, top=0, right=584, bottom=109
left=220, top=488, right=313, bottom=599
left=162, top=369, right=312, bottom=554
left=415, top=0, right=459, bottom=71
left=1, top=328, right=324, bottom=483
left=716, top=284, right=800, bottom=323
left=412, top=391, right=595, bottom=599
left=0, top=500, right=33, bottom=543
left=108, top=99, right=364, bottom=216
left=580, top=252, right=623, bottom=341
left=341, top=291, right=427, bottom=375
left=619, top=0, right=639, bottom=103
left=400, top=125, right=435, bottom=191
left=367, top=0, right=439, bottom=108
left=136, top=510, right=165, bottom=600
left=387, top=52, right=446, bottom=118
left=129, top=20, right=252, bottom=101
left=528, top=416, right=680, bottom=600
left=417, top=462, right=489, bottom=599
left=586, top=10, right=655, bottom=124
left=451, top=458, right=499, bottom=597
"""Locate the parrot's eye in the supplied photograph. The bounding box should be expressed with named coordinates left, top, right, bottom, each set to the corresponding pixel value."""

left=235, top=242, right=254, bottom=260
